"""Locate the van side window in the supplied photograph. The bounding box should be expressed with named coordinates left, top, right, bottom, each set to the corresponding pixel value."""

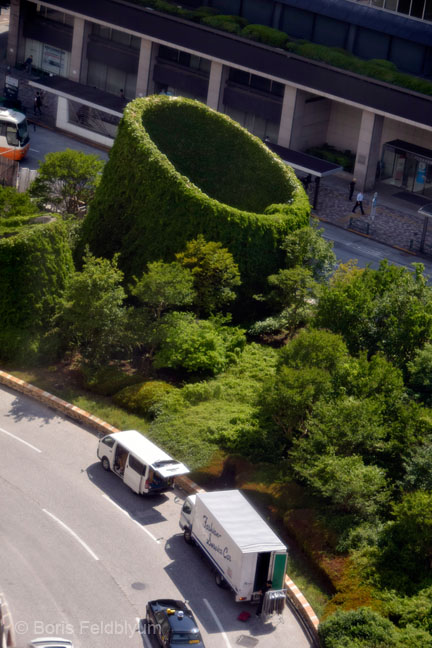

left=129, top=455, right=145, bottom=474
left=102, top=436, right=115, bottom=447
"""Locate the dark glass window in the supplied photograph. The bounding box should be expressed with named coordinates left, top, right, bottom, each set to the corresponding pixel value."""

left=241, top=0, right=274, bottom=26
left=281, top=7, right=314, bottom=40
left=102, top=436, right=115, bottom=448
left=250, top=74, right=271, bottom=93
left=397, top=0, right=411, bottom=13
left=158, top=45, right=179, bottom=63
left=411, top=0, right=426, bottom=17
left=313, top=16, right=348, bottom=48
left=229, top=68, right=250, bottom=85
left=128, top=455, right=145, bottom=474
left=271, top=81, right=284, bottom=97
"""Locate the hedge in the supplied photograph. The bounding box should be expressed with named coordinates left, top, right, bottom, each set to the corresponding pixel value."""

left=128, top=0, right=432, bottom=97
left=0, top=219, right=73, bottom=359
left=241, top=24, right=288, bottom=48
left=79, top=96, right=309, bottom=295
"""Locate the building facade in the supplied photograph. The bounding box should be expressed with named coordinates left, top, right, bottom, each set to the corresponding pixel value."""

left=7, top=0, right=432, bottom=193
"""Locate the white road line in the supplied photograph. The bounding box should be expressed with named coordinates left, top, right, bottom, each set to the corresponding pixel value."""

left=0, top=426, right=42, bottom=453
left=102, top=494, right=160, bottom=544
left=43, top=509, right=99, bottom=560
left=203, top=598, right=232, bottom=648
left=29, top=148, right=40, bottom=152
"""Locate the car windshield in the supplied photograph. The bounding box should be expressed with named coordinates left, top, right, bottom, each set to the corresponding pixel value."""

left=171, top=631, right=201, bottom=643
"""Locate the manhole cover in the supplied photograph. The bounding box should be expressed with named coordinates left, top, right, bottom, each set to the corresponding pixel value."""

left=236, top=635, right=259, bottom=647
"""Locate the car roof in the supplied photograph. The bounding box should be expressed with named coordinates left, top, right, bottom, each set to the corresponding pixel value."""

left=149, top=599, right=199, bottom=632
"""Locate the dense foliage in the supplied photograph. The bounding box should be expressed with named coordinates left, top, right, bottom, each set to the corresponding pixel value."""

left=30, top=149, right=104, bottom=215
left=0, top=219, right=73, bottom=360
left=79, top=96, right=309, bottom=294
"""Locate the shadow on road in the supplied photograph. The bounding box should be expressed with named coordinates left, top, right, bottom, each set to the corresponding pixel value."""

left=86, top=461, right=169, bottom=527
left=162, top=532, right=279, bottom=640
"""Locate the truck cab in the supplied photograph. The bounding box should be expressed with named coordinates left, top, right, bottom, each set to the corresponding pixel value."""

left=179, top=495, right=196, bottom=542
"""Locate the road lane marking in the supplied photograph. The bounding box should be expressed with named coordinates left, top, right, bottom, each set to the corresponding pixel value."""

left=43, top=509, right=99, bottom=560
left=102, top=494, right=160, bottom=544
left=29, top=148, right=40, bottom=152
left=203, top=598, right=232, bottom=648
left=0, top=426, right=42, bottom=453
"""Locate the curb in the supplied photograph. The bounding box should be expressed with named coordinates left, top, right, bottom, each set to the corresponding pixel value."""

left=0, top=593, right=15, bottom=648
left=316, top=215, right=422, bottom=258
left=0, top=369, right=320, bottom=644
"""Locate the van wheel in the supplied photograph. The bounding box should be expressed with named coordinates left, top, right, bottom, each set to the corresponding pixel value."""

left=101, top=457, right=110, bottom=471
left=215, top=572, right=225, bottom=587
left=183, top=528, right=192, bottom=544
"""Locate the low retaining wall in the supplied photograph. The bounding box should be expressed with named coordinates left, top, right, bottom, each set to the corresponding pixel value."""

left=0, top=369, right=320, bottom=644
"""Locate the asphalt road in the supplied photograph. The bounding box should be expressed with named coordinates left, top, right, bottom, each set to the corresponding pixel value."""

left=320, top=220, right=432, bottom=277
left=0, top=385, right=314, bottom=648
left=23, top=126, right=109, bottom=171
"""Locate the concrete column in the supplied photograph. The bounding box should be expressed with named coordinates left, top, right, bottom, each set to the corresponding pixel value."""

left=7, top=0, right=20, bottom=67
left=277, top=84, right=297, bottom=148
left=353, top=110, right=384, bottom=191
left=346, top=24, right=357, bottom=53
left=69, top=17, right=85, bottom=82
left=272, top=2, right=283, bottom=29
left=136, top=37, right=153, bottom=97
left=206, top=61, right=223, bottom=110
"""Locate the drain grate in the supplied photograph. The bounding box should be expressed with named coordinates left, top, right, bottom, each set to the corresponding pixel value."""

left=236, top=635, right=259, bottom=647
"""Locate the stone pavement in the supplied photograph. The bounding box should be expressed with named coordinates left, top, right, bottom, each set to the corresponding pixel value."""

left=307, top=172, right=432, bottom=259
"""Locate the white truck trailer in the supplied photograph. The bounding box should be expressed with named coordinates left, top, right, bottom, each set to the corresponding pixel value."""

left=179, top=490, right=287, bottom=601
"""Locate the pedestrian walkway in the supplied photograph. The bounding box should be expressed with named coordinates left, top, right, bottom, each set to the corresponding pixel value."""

left=308, top=171, right=432, bottom=258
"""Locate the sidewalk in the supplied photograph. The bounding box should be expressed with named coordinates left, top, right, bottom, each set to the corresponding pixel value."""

left=309, top=171, right=432, bottom=257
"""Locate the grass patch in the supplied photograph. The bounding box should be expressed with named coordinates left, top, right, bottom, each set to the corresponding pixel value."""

left=10, top=366, right=150, bottom=433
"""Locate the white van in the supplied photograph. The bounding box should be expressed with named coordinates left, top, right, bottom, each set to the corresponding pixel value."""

left=97, top=430, right=189, bottom=494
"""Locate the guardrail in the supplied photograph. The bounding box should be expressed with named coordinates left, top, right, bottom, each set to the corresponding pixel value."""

left=0, top=369, right=320, bottom=646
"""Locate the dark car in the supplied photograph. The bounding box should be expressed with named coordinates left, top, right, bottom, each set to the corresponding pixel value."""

left=146, top=599, right=205, bottom=647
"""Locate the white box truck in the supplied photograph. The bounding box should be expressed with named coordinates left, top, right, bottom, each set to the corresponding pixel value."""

left=179, top=490, right=287, bottom=602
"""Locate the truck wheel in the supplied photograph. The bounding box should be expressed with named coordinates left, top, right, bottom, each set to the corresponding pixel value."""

left=183, top=528, right=192, bottom=544
left=215, top=572, right=225, bottom=587
left=101, top=457, right=110, bottom=471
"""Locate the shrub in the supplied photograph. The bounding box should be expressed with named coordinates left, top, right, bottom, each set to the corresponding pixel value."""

left=319, top=608, right=398, bottom=648
left=306, top=145, right=355, bottom=173
left=0, top=219, right=73, bottom=360
left=113, top=380, right=175, bottom=416
left=241, top=24, right=288, bottom=48
left=201, top=15, right=246, bottom=34
left=80, top=96, right=309, bottom=296
left=81, top=365, right=143, bottom=396
left=153, top=312, right=245, bottom=375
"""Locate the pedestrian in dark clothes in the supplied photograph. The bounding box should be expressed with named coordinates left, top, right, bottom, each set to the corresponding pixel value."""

left=256, top=580, right=272, bottom=617
left=349, top=177, right=356, bottom=200
left=352, top=191, right=365, bottom=215
left=34, top=91, right=43, bottom=115
left=25, top=55, right=33, bottom=74
left=302, top=174, right=312, bottom=191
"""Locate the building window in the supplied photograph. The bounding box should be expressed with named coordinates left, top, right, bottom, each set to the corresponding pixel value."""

left=91, top=24, right=141, bottom=50
left=158, top=46, right=211, bottom=74
left=228, top=68, right=284, bottom=97
left=24, top=38, right=70, bottom=77
left=87, top=59, right=137, bottom=98
left=36, top=6, right=74, bottom=26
